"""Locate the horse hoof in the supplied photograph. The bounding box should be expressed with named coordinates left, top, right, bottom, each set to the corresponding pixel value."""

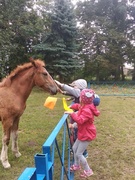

left=2, top=161, right=11, bottom=169
left=15, top=152, right=21, bottom=158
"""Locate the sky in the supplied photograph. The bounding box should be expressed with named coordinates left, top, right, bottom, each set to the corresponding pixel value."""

left=71, top=0, right=84, bottom=5
left=72, top=0, right=77, bottom=5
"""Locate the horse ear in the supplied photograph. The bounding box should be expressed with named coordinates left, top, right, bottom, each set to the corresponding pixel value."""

left=29, top=57, right=37, bottom=68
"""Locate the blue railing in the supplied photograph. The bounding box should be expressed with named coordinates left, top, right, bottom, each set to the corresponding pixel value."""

left=18, top=113, right=74, bottom=180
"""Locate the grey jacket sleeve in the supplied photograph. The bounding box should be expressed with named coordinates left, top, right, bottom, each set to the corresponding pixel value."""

left=61, top=84, right=80, bottom=98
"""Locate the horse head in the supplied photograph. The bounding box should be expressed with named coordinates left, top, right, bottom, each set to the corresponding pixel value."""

left=30, top=58, right=58, bottom=95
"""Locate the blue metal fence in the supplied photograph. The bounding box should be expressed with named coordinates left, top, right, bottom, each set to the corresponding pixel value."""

left=18, top=114, right=74, bottom=180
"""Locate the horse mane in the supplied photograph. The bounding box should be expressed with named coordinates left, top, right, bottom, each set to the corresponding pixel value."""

left=0, top=59, right=45, bottom=87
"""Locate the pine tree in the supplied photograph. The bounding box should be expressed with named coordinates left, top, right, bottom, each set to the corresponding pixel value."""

left=0, top=0, right=45, bottom=78
left=34, top=0, right=78, bottom=81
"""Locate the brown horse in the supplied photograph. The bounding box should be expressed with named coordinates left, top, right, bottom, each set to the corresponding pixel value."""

left=0, top=59, right=58, bottom=168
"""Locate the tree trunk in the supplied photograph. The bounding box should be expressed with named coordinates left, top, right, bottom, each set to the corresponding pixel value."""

left=132, top=65, right=135, bottom=80
left=115, top=65, right=121, bottom=81
left=121, top=65, right=125, bottom=81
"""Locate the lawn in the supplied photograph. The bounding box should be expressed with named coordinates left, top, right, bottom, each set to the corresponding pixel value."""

left=0, top=87, right=135, bottom=180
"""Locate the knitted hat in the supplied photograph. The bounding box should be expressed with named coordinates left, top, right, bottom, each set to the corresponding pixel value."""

left=80, top=89, right=95, bottom=104
left=69, top=79, right=87, bottom=90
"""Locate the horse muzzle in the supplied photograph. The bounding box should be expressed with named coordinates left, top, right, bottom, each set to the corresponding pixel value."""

left=50, top=87, right=58, bottom=95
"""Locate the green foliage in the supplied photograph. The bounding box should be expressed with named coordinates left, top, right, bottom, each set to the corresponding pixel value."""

left=33, top=0, right=79, bottom=81
left=0, top=0, right=47, bottom=77
left=76, top=0, right=135, bottom=81
left=0, top=0, right=135, bottom=81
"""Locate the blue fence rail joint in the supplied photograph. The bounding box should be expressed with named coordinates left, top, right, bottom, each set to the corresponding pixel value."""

left=18, top=113, right=74, bottom=180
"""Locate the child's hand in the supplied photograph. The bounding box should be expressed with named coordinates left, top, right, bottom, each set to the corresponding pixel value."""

left=68, top=123, right=73, bottom=129
left=58, top=89, right=64, bottom=94
left=64, top=111, right=73, bottom=114
left=55, top=80, right=64, bottom=89
left=66, top=97, right=72, bottom=101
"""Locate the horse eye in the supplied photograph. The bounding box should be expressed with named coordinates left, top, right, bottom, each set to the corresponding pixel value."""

left=43, top=72, right=47, bottom=76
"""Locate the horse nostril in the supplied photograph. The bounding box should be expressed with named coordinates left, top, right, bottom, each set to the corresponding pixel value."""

left=51, top=91, right=57, bottom=95
left=50, top=87, right=57, bottom=95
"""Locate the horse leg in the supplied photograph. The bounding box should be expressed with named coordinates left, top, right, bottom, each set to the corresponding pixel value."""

left=11, top=131, right=21, bottom=158
left=11, top=118, right=21, bottom=158
left=0, top=120, right=12, bottom=168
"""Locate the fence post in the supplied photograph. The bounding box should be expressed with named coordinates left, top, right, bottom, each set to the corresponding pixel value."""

left=18, top=113, right=74, bottom=180
left=34, top=153, right=53, bottom=180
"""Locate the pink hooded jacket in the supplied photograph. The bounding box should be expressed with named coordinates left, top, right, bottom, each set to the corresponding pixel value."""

left=70, top=103, right=100, bottom=141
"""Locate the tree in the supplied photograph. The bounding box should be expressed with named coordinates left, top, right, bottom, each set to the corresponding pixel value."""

left=126, top=3, right=135, bottom=80
left=0, top=0, right=13, bottom=78
left=76, top=0, right=135, bottom=81
left=34, top=0, right=79, bottom=81
left=0, top=0, right=45, bottom=78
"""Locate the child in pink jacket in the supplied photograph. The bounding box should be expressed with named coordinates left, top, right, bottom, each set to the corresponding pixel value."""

left=65, top=89, right=100, bottom=178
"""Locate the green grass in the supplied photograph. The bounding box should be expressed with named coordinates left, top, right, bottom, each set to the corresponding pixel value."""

left=0, top=88, right=135, bottom=179
left=81, top=96, right=135, bottom=180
